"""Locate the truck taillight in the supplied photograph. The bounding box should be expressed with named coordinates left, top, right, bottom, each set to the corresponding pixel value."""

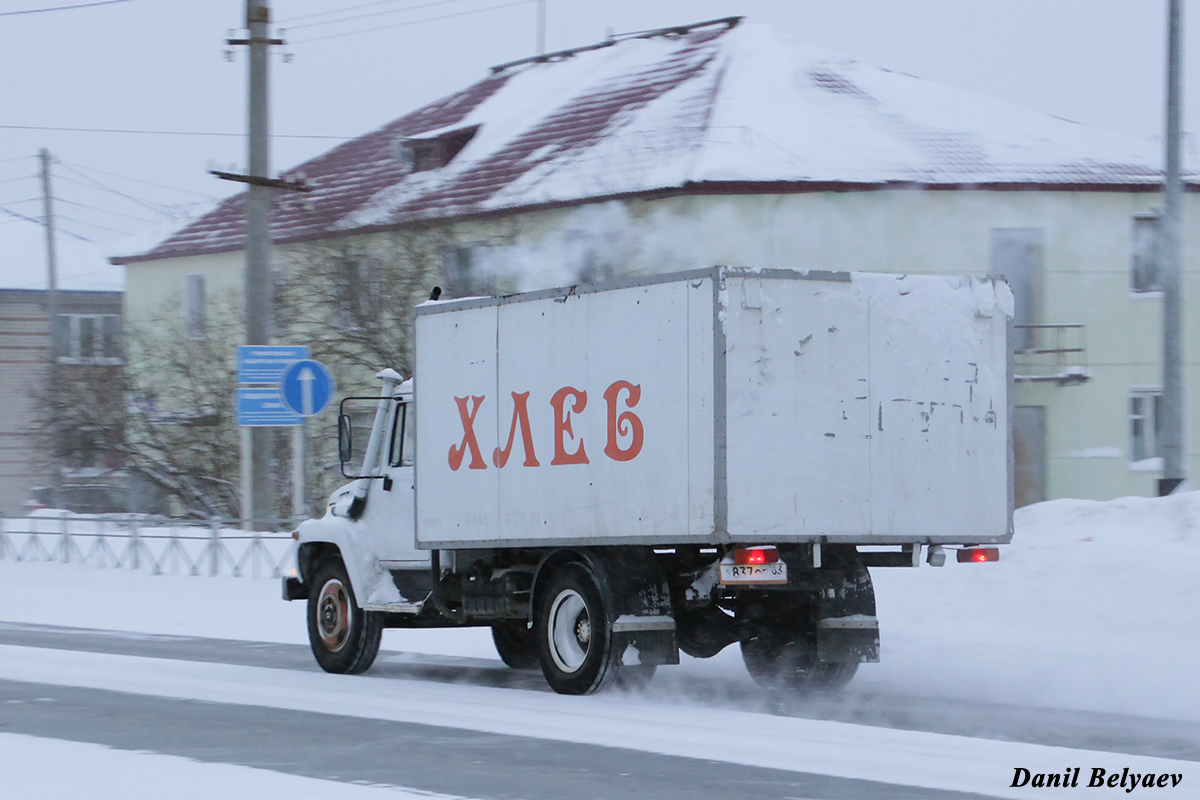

left=957, top=547, right=999, bottom=563
left=734, top=547, right=779, bottom=565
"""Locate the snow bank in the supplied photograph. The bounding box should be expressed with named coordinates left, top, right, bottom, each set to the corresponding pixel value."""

left=863, top=492, right=1200, bottom=721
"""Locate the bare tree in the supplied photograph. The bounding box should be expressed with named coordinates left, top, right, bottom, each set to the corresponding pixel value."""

left=275, top=229, right=447, bottom=511
left=277, top=230, right=447, bottom=384
left=120, top=293, right=245, bottom=518
left=30, top=359, right=126, bottom=492
left=33, top=293, right=247, bottom=519
left=34, top=229, right=455, bottom=520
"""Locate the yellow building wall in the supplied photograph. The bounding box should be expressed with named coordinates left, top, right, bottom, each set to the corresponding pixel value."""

left=124, top=187, right=1200, bottom=502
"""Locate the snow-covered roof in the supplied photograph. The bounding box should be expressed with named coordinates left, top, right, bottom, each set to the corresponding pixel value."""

left=114, top=17, right=1186, bottom=265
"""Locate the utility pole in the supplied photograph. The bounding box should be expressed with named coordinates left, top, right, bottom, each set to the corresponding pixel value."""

left=40, top=148, right=62, bottom=500
left=1160, top=0, right=1187, bottom=495
left=246, top=0, right=274, bottom=523
left=223, top=3, right=307, bottom=526
left=39, top=150, right=58, bottom=346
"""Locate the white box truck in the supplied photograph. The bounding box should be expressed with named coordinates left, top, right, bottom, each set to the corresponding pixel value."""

left=285, top=267, right=1013, bottom=694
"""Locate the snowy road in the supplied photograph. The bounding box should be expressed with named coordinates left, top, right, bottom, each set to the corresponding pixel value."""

left=0, top=679, right=969, bottom=800
left=2, top=621, right=1198, bottom=764
left=0, top=621, right=1195, bottom=800
left=4, top=490, right=1200, bottom=798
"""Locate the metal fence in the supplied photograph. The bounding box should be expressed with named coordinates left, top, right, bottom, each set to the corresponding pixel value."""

left=0, top=514, right=298, bottom=579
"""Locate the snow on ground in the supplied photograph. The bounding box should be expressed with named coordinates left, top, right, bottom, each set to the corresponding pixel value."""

left=2, top=490, right=1200, bottom=721
left=0, top=644, right=1191, bottom=800
left=862, top=491, right=1200, bottom=722
left=0, top=733, right=471, bottom=800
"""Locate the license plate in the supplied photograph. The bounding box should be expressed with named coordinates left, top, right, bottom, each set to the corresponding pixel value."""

left=719, top=562, right=788, bottom=585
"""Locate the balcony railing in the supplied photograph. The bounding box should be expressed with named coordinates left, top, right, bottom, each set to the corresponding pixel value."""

left=1013, top=324, right=1090, bottom=386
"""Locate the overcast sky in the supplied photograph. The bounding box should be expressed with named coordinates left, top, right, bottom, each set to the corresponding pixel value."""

left=2, top=0, right=1197, bottom=289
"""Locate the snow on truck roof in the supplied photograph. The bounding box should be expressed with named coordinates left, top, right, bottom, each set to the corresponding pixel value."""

left=413, top=266, right=1015, bottom=324
left=114, top=17, right=1186, bottom=265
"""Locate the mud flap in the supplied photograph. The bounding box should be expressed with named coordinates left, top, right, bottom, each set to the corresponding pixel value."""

left=817, top=615, right=880, bottom=663
left=817, top=549, right=879, bottom=663
left=572, top=549, right=680, bottom=668
left=611, top=615, right=679, bottom=667
left=282, top=575, right=306, bottom=601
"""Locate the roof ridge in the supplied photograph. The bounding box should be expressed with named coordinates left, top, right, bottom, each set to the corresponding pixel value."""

left=489, top=15, right=742, bottom=74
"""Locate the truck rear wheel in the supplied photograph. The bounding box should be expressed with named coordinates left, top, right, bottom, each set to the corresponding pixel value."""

left=307, top=557, right=382, bottom=675
left=492, top=619, right=539, bottom=669
left=535, top=563, right=616, bottom=695
left=741, top=633, right=858, bottom=691
left=739, top=591, right=860, bottom=692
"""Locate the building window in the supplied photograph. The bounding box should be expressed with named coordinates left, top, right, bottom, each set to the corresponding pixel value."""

left=392, top=126, right=478, bottom=173
left=1129, top=388, right=1164, bottom=464
left=63, top=427, right=123, bottom=475
left=185, top=273, right=206, bottom=340
left=1131, top=214, right=1162, bottom=294
left=989, top=228, right=1043, bottom=351
left=333, top=257, right=380, bottom=330
left=54, top=314, right=122, bottom=363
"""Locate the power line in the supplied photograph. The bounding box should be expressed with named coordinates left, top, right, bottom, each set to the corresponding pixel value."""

left=278, top=0, right=431, bottom=24
left=56, top=214, right=131, bottom=236
left=0, top=155, right=37, bottom=165
left=0, top=124, right=349, bottom=140
left=0, top=203, right=94, bottom=242
left=54, top=166, right=190, bottom=216
left=0, top=263, right=123, bottom=291
left=55, top=173, right=173, bottom=213
left=0, top=205, right=41, bottom=225
left=293, top=0, right=535, bottom=44
left=53, top=197, right=158, bottom=224
left=286, top=0, right=477, bottom=31
left=0, top=0, right=134, bottom=17
left=52, top=227, right=97, bottom=243
left=0, top=174, right=39, bottom=185
left=57, top=159, right=219, bottom=200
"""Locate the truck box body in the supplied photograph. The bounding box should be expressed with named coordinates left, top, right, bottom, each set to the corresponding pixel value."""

left=414, top=267, right=1012, bottom=549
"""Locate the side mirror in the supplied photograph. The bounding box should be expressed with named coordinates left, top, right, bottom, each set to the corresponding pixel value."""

left=337, top=414, right=353, bottom=463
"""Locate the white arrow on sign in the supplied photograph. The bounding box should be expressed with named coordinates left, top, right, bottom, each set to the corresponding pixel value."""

left=299, top=366, right=315, bottom=416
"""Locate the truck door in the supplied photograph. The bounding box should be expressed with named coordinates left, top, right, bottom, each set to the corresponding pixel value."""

left=362, top=400, right=426, bottom=567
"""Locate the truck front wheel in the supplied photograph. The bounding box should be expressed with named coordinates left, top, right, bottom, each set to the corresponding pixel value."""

left=535, top=563, right=616, bottom=694
left=307, top=557, right=382, bottom=675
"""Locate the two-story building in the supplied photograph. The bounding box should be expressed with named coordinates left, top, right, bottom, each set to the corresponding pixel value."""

left=113, top=17, right=1200, bottom=508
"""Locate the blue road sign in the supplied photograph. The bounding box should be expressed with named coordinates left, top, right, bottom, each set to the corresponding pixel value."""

left=237, top=345, right=310, bottom=384
left=237, top=387, right=303, bottom=427
left=280, top=359, right=335, bottom=417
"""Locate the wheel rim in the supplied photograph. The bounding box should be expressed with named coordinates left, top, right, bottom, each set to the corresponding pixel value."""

left=547, top=588, right=591, bottom=673
left=317, top=578, right=352, bottom=652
